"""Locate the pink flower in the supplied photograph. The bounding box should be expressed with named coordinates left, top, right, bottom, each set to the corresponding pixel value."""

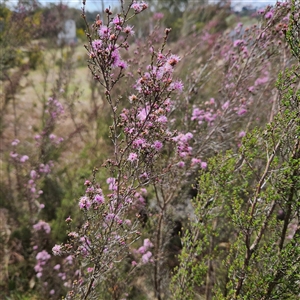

left=153, top=12, right=164, bottom=20
left=233, top=39, right=245, bottom=47
left=93, top=194, right=104, bottom=204
left=137, top=107, right=149, bottom=121
left=92, top=39, right=102, bottom=51
left=79, top=196, right=91, bottom=210
left=239, top=131, right=246, bottom=138
left=49, top=134, right=56, bottom=140
left=84, top=180, right=91, bottom=186
left=20, top=155, right=29, bottom=163
left=34, top=264, right=43, bottom=272
left=265, top=11, right=274, bottom=19
left=139, top=172, right=149, bottom=180
left=222, top=101, right=230, bottom=110
left=177, top=161, right=185, bottom=168
left=86, top=186, right=94, bottom=194
left=255, top=76, right=269, bottom=86
left=123, top=25, right=135, bottom=36
left=129, top=94, right=137, bottom=103
left=168, top=80, right=184, bottom=92
left=132, top=1, right=148, bottom=13
left=140, top=188, right=147, bottom=195
left=153, top=140, right=163, bottom=151
left=49, top=289, right=55, bottom=295
left=53, top=264, right=61, bottom=270
left=65, top=255, right=73, bottom=265
left=11, top=139, right=20, bottom=146
left=128, top=152, right=138, bottom=162
left=98, top=25, right=109, bottom=38
left=117, top=60, right=128, bottom=69
left=138, top=246, right=146, bottom=254
left=107, top=177, right=117, bottom=190
left=65, top=216, right=73, bottom=223
left=87, top=267, right=94, bottom=273
left=167, top=54, right=181, bottom=66
left=179, top=152, right=188, bottom=158
left=52, top=245, right=62, bottom=256
left=191, top=107, right=204, bottom=122
left=39, top=163, right=51, bottom=174
left=237, top=107, right=247, bottom=116
left=143, top=238, right=153, bottom=249
left=68, top=232, right=79, bottom=238
left=10, top=152, right=18, bottom=158
left=133, top=138, right=145, bottom=148
left=191, top=158, right=201, bottom=166
left=248, top=86, right=255, bottom=93
left=113, top=15, right=124, bottom=25
left=142, top=251, right=152, bottom=263
left=30, top=170, right=37, bottom=179
left=125, top=219, right=132, bottom=226
left=157, top=115, right=168, bottom=123
left=201, top=162, right=207, bottom=169
left=33, top=220, right=51, bottom=234
left=185, top=132, right=193, bottom=140
left=132, top=260, right=137, bottom=266
left=36, top=250, right=51, bottom=261
left=111, top=49, right=121, bottom=67
left=105, top=213, right=115, bottom=222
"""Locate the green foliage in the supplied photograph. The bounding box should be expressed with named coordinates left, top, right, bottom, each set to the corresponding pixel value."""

left=286, top=0, right=300, bottom=60
left=173, top=54, right=300, bottom=300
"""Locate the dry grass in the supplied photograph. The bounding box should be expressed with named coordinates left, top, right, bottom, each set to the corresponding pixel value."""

left=1, top=43, right=105, bottom=162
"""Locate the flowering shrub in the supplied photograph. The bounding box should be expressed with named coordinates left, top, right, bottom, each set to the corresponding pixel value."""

left=1, top=0, right=300, bottom=299
left=54, top=0, right=300, bottom=299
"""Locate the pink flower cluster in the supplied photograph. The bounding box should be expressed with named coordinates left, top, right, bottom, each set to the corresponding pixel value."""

left=191, top=107, right=217, bottom=125
left=46, top=97, right=64, bottom=119
left=173, top=132, right=193, bottom=158
left=78, top=184, right=105, bottom=210
left=135, top=238, right=154, bottom=264
left=89, top=6, right=145, bottom=73
left=133, top=54, right=182, bottom=94
left=33, top=220, right=51, bottom=234
left=35, top=250, right=51, bottom=278
left=10, top=139, right=30, bottom=163
left=132, top=188, right=147, bottom=208
left=132, top=1, right=148, bottom=13
left=52, top=244, right=62, bottom=256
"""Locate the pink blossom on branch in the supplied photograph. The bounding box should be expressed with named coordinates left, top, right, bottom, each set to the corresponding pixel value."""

left=132, top=1, right=148, bottom=13
left=142, top=251, right=152, bottom=263
left=33, top=220, right=51, bottom=234
left=128, top=152, right=138, bottom=162
left=52, top=245, right=62, bottom=256
left=78, top=196, right=91, bottom=210
left=123, top=25, right=135, bottom=36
